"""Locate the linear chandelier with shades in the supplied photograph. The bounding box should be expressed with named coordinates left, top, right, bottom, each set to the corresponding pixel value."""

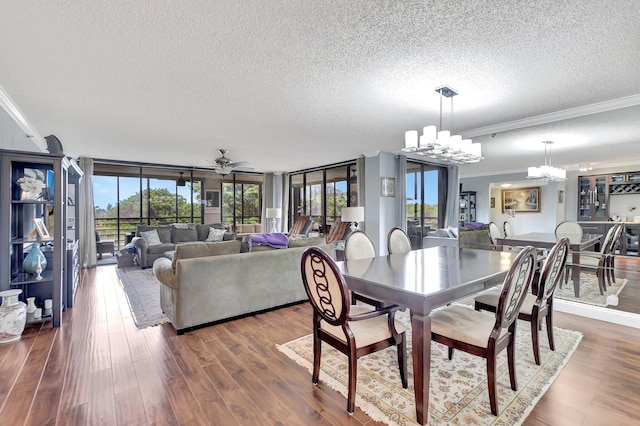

left=402, top=86, right=483, bottom=164
left=527, top=140, right=567, bottom=182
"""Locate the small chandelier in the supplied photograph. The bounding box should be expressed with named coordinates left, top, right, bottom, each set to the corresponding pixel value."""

left=402, top=86, right=483, bottom=164
left=527, top=141, right=566, bottom=182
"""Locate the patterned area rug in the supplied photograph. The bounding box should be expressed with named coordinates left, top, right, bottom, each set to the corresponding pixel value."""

left=116, top=267, right=169, bottom=329
left=277, top=309, right=581, bottom=426
left=555, top=272, right=627, bottom=307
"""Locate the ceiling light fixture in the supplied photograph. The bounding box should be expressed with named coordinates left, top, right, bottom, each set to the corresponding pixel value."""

left=579, top=163, right=593, bottom=172
left=402, top=86, right=483, bottom=164
left=177, top=172, right=186, bottom=186
left=527, top=141, right=567, bottom=182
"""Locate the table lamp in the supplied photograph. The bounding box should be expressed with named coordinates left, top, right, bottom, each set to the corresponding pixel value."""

left=341, top=206, right=364, bottom=233
left=266, top=208, right=282, bottom=233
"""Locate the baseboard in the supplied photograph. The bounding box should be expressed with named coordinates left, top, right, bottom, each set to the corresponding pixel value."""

left=555, top=299, right=640, bottom=329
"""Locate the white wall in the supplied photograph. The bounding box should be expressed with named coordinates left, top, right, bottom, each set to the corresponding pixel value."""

left=0, top=106, right=43, bottom=152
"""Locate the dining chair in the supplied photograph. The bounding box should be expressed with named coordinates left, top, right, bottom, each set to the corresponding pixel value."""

left=387, top=227, right=412, bottom=254
left=568, top=223, right=623, bottom=294
left=488, top=221, right=502, bottom=245
left=344, top=231, right=387, bottom=308
left=554, top=221, right=583, bottom=238
left=430, top=245, right=537, bottom=416
left=474, top=238, right=569, bottom=365
left=503, top=221, right=514, bottom=237
left=299, top=247, right=408, bottom=414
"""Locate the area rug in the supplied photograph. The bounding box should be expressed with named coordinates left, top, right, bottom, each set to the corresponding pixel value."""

left=115, top=267, right=169, bottom=329
left=277, top=309, right=582, bottom=426
left=555, top=272, right=627, bottom=307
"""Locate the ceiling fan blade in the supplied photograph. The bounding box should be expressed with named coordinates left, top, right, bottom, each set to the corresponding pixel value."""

left=229, top=161, right=250, bottom=168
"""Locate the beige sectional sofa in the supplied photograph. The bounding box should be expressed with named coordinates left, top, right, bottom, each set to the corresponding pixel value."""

left=153, top=236, right=331, bottom=334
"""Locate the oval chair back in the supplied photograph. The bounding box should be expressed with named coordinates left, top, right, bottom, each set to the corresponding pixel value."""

left=539, top=237, right=570, bottom=301
left=344, top=230, right=376, bottom=261
left=387, top=227, right=412, bottom=254
left=496, top=246, right=538, bottom=330
left=554, top=221, right=583, bottom=239
left=503, top=221, right=514, bottom=237
left=488, top=222, right=502, bottom=245
left=300, top=247, right=349, bottom=326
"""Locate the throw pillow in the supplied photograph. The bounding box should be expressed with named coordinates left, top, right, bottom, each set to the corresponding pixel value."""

left=140, top=229, right=161, bottom=246
left=206, top=227, right=226, bottom=242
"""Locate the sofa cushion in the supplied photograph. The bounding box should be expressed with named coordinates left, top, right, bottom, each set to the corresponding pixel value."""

left=140, top=229, right=161, bottom=246
left=171, top=226, right=198, bottom=243
left=206, top=228, right=226, bottom=242
left=196, top=223, right=225, bottom=241
left=147, top=242, right=176, bottom=254
left=138, top=225, right=171, bottom=243
left=288, top=236, right=327, bottom=248
left=172, top=223, right=195, bottom=229
left=171, top=240, right=242, bottom=269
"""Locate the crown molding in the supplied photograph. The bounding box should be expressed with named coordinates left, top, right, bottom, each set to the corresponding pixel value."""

left=462, top=94, right=640, bottom=138
left=0, top=85, right=47, bottom=151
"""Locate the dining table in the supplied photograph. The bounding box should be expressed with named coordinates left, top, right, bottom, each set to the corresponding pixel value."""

left=337, top=246, right=517, bottom=425
left=496, top=232, right=602, bottom=297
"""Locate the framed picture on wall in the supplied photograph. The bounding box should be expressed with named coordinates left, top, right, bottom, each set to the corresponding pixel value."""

left=204, top=189, right=221, bottom=213
left=381, top=177, right=395, bottom=197
left=501, top=187, right=540, bottom=213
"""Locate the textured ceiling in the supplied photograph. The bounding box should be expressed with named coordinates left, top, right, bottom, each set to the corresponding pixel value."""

left=0, top=0, right=639, bottom=175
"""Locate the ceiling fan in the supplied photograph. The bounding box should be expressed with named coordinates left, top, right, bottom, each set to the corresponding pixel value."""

left=205, top=149, right=253, bottom=175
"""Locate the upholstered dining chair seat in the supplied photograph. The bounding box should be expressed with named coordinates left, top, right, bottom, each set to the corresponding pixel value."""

left=431, top=305, right=507, bottom=348
left=321, top=306, right=408, bottom=348
left=474, top=288, right=539, bottom=317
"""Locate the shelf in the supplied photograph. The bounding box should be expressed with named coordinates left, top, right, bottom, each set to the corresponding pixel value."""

left=11, top=271, right=54, bottom=285
left=26, top=314, right=53, bottom=325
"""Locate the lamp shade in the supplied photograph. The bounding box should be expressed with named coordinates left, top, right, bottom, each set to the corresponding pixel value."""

left=266, top=208, right=281, bottom=219
left=341, top=206, right=364, bottom=223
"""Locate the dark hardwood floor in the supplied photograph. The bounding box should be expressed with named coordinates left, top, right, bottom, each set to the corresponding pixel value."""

left=1, top=264, right=639, bottom=425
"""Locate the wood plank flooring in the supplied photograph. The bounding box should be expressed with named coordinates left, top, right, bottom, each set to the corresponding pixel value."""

left=0, top=264, right=639, bottom=425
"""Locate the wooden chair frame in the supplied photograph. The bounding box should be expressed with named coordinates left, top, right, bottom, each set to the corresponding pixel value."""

left=432, top=246, right=537, bottom=416
left=476, top=238, right=569, bottom=365
left=300, top=247, right=407, bottom=413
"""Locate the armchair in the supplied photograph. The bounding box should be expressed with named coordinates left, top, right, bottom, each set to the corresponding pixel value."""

left=96, top=230, right=115, bottom=259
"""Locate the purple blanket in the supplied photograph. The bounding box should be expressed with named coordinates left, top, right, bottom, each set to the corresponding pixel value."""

left=464, top=221, right=485, bottom=231
left=251, top=232, right=289, bottom=249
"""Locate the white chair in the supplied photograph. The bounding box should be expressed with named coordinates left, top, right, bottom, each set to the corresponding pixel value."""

left=300, top=247, right=407, bottom=414
left=503, top=221, right=514, bottom=237
left=344, top=231, right=386, bottom=309
left=488, top=222, right=502, bottom=245
left=387, top=227, right=412, bottom=254
left=554, top=221, right=583, bottom=239
left=475, top=238, right=569, bottom=365
left=430, top=246, right=537, bottom=416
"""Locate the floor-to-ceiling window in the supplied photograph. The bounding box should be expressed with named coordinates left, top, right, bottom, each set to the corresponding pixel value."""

left=406, top=161, right=447, bottom=249
left=93, top=163, right=203, bottom=249
left=289, top=163, right=355, bottom=234
left=221, top=173, right=263, bottom=228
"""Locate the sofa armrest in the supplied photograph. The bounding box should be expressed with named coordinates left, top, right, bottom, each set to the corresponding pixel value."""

left=132, top=236, right=149, bottom=268
left=153, top=258, right=177, bottom=290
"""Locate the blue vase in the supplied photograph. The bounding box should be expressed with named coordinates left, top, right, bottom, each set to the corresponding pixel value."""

left=23, top=243, right=47, bottom=276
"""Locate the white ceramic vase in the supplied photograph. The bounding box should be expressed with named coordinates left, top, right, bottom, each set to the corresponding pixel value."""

left=0, top=289, right=27, bottom=343
left=26, top=297, right=37, bottom=314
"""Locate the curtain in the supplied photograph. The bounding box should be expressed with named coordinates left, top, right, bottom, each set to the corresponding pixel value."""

left=78, top=157, right=97, bottom=268
left=281, top=173, right=290, bottom=231
left=444, top=164, right=460, bottom=228
left=356, top=156, right=365, bottom=207
left=396, top=154, right=407, bottom=231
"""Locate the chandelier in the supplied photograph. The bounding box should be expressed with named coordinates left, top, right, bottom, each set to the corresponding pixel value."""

left=402, top=86, right=483, bottom=164
left=527, top=141, right=566, bottom=182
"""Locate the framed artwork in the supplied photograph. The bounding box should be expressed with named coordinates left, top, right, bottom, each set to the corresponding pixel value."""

left=381, top=177, right=396, bottom=197
left=204, top=189, right=221, bottom=212
left=490, top=197, right=496, bottom=208
left=33, top=218, right=51, bottom=240
left=459, top=213, right=467, bottom=221
left=501, top=187, right=540, bottom=213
